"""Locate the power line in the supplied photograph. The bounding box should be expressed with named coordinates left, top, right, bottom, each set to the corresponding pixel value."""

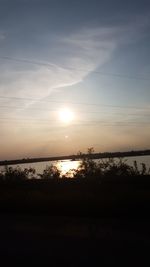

left=0, top=95, right=150, bottom=110
left=0, top=122, right=149, bottom=128
left=0, top=105, right=56, bottom=111
left=0, top=105, right=150, bottom=116
left=0, top=56, right=150, bottom=81
left=0, top=56, right=57, bottom=69
left=0, top=117, right=149, bottom=125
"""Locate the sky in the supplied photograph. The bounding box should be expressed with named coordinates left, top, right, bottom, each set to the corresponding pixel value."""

left=0, top=0, right=150, bottom=160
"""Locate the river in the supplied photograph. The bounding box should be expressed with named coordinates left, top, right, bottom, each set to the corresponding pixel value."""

left=0, top=155, right=150, bottom=178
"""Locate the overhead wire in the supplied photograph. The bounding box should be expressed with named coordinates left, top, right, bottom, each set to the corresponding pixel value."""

left=0, top=105, right=150, bottom=116
left=0, top=56, right=150, bottom=110
left=0, top=117, right=149, bottom=126
left=0, top=95, right=150, bottom=110
left=0, top=56, right=149, bottom=129
left=0, top=55, right=150, bottom=81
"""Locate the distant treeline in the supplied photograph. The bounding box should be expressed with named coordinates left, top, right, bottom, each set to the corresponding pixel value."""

left=0, top=149, right=150, bottom=166
left=0, top=148, right=150, bottom=182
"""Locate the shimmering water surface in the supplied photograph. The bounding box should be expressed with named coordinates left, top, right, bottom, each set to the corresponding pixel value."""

left=0, top=155, right=150, bottom=178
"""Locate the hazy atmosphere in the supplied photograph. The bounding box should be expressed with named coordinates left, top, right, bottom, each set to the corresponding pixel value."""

left=1, top=2, right=150, bottom=266
left=0, top=0, right=150, bottom=160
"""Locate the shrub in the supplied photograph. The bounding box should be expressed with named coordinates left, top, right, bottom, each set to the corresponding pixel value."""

left=0, top=166, right=36, bottom=182
left=40, top=165, right=60, bottom=179
left=73, top=148, right=150, bottom=180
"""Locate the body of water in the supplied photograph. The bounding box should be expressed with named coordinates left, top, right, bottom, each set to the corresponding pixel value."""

left=0, top=155, right=150, bottom=178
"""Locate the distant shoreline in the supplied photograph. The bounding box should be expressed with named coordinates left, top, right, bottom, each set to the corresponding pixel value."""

left=0, top=149, right=150, bottom=166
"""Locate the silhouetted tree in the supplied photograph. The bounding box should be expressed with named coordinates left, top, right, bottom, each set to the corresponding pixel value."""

left=40, top=165, right=60, bottom=179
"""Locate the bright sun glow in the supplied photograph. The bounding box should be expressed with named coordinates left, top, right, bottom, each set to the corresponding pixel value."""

left=59, top=108, right=74, bottom=123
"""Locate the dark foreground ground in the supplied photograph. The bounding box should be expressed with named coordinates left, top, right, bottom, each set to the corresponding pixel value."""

left=0, top=176, right=150, bottom=266
left=1, top=214, right=150, bottom=266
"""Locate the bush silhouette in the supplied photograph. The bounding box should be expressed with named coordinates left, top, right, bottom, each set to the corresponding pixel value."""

left=0, top=148, right=149, bottom=182
left=73, top=148, right=150, bottom=180
left=0, top=166, right=36, bottom=182
left=40, top=165, right=60, bottom=179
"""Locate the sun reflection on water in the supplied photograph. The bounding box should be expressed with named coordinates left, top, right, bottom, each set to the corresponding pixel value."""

left=56, top=160, right=81, bottom=178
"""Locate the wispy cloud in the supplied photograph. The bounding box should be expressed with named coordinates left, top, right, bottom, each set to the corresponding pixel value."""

left=0, top=17, right=148, bottom=103
left=0, top=27, right=119, bottom=101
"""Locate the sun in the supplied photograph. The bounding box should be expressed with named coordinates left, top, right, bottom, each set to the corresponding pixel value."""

left=59, top=108, right=74, bottom=123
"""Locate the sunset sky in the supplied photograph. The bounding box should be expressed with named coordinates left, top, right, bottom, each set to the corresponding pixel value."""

left=0, top=0, right=150, bottom=160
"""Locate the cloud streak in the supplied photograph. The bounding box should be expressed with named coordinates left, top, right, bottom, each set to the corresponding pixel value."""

left=0, top=17, right=149, bottom=109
